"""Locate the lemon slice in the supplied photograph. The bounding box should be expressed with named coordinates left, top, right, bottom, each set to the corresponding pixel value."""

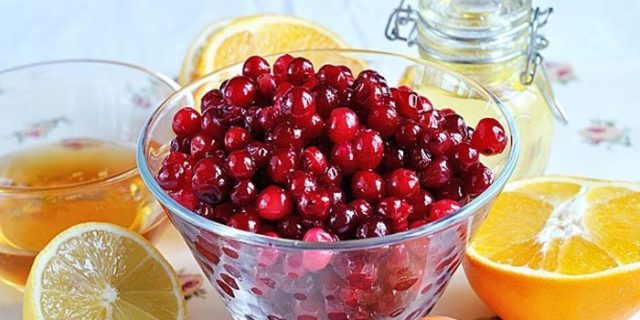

left=24, top=223, right=185, bottom=320
left=179, top=14, right=349, bottom=85
left=465, top=176, right=640, bottom=320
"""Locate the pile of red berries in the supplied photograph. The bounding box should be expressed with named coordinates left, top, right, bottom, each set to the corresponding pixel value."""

left=157, top=54, right=507, bottom=242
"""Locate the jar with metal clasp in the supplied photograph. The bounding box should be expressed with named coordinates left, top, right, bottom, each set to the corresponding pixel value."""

left=386, top=0, right=568, bottom=179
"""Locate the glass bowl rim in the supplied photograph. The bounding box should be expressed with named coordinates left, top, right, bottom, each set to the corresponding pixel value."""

left=137, top=48, right=520, bottom=250
left=0, top=59, right=180, bottom=194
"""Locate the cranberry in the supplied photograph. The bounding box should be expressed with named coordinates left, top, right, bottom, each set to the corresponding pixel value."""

left=316, top=64, right=349, bottom=90
left=297, top=146, right=327, bottom=175
left=256, top=74, right=277, bottom=98
left=228, top=211, right=261, bottom=233
left=328, top=205, right=358, bottom=239
left=326, top=186, right=347, bottom=205
left=191, top=158, right=230, bottom=204
left=201, top=89, right=225, bottom=112
left=224, top=126, right=251, bottom=151
left=267, top=122, right=305, bottom=149
left=314, top=85, right=339, bottom=118
left=225, top=150, right=255, bottom=179
left=287, top=170, right=317, bottom=199
left=170, top=136, right=191, bottom=154
left=257, top=106, right=282, bottom=132
left=327, top=107, right=359, bottom=144
left=355, top=217, right=390, bottom=239
left=352, top=79, right=387, bottom=111
left=298, top=189, right=332, bottom=221
left=367, top=101, right=400, bottom=137
left=381, top=142, right=406, bottom=172
left=350, top=199, right=373, bottom=220
left=302, top=227, right=336, bottom=271
left=436, top=178, right=466, bottom=202
left=245, top=142, right=271, bottom=168
left=407, top=189, right=434, bottom=221
left=273, top=82, right=293, bottom=108
left=287, top=57, right=315, bottom=85
left=282, top=87, right=316, bottom=125
left=330, top=143, right=358, bottom=176
left=391, top=89, right=420, bottom=120
left=452, top=142, right=480, bottom=171
left=256, top=185, right=293, bottom=220
left=376, top=197, right=413, bottom=220
left=444, top=114, right=469, bottom=139
left=418, top=109, right=445, bottom=132
left=273, top=54, right=294, bottom=83
left=429, top=199, right=461, bottom=222
left=242, top=55, right=270, bottom=79
left=200, top=108, right=227, bottom=139
left=277, top=215, right=306, bottom=240
left=172, top=107, right=201, bottom=137
left=223, top=76, right=256, bottom=108
left=420, top=156, right=453, bottom=189
left=230, top=180, right=257, bottom=205
left=472, top=118, right=507, bottom=155
left=195, top=202, right=232, bottom=223
left=318, top=165, right=343, bottom=187
left=408, top=147, right=432, bottom=171
left=386, top=168, right=419, bottom=198
left=421, top=130, right=454, bottom=156
left=353, top=129, right=384, bottom=170
left=157, top=161, right=187, bottom=190
left=463, top=164, right=494, bottom=197
left=167, top=188, right=197, bottom=210
left=395, top=119, right=422, bottom=146
left=267, top=148, right=298, bottom=184
left=351, top=170, right=386, bottom=203
left=302, top=113, right=325, bottom=140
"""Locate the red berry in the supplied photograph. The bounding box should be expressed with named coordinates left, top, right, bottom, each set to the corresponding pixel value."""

left=351, top=170, right=386, bottom=203
left=429, top=199, right=461, bottom=222
left=355, top=217, right=390, bottom=239
left=395, top=119, right=422, bottom=146
left=328, top=205, right=358, bottom=239
left=317, top=165, right=343, bottom=187
left=314, top=85, right=339, bottom=118
left=228, top=211, right=261, bottom=233
left=245, top=142, right=271, bottom=168
left=225, top=150, right=255, bottom=179
left=367, top=101, right=400, bottom=137
left=267, top=148, right=298, bottom=185
left=418, top=110, right=445, bottom=132
left=376, top=197, right=413, bottom=220
left=408, top=147, right=432, bottom=171
left=200, top=108, right=227, bottom=139
left=230, top=180, right=257, bottom=205
left=421, top=130, right=454, bottom=156
left=391, top=88, right=420, bottom=120
left=302, top=113, right=325, bottom=140
left=327, top=107, right=359, bottom=144
left=256, top=185, right=293, bottom=220
left=407, top=189, right=434, bottom=221
left=223, top=76, right=257, bottom=108
left=267, top=122, right=305, bottom=149
left=273, top=54, right=294, bottom=83
left=386, top=168, right=420, bottom=198
left=189, top=133, right=218, bottom=160
left=282, top=87, right=316, bottom=126
left=350, top=199, right=373, bottom=220
left=472, top=118, right=507, bottom=155
left=277, top=215, right=305, bottom=239
left=420, top=156, right=453, bottom=189
left=224, top=126, right=251, bottom=151
left=302, top=227, right=336, bottom=271
left=287, top=170, right=317, bottom=199
left=316, top=64, right=349, bottom=90
left=157, top=161, right=187, bottom=190
left=300, top=146, right=328, bottom=175
left=452, top=142, right=480, bottom=171
left=298, top=189, right=332, bottom=221
left=242, top=55, right=270, bottom=79
left=256, top=74, right=277, bottom=98
left=287, top=57, right=315, bottom=85
left=353, top=129, right=384, bottom=170
left=330, top=143, right=357, bottom=176
left=201, top=89, right=225, bottom=112
left=191, top=158, right=230, bottom=204
left=381, top=142, right=406, bottom=171
left=170, top=136, right=191, bottom=154
left=172, top=107, right=201, bottom=137
left=463, top=164, right=494, bottom=197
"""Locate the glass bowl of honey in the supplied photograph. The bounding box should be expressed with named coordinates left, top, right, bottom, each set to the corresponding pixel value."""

left=0, top=60, right=179, bottom=289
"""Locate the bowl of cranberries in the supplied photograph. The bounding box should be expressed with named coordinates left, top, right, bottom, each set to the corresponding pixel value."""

left=137, top=49, right=519, bottom=319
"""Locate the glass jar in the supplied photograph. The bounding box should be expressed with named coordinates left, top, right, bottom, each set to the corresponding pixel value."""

left=386, top=0, right=566, bottom=179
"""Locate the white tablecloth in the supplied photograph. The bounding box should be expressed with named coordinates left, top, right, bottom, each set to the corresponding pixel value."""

left=1, top=0, right=639, bottom=319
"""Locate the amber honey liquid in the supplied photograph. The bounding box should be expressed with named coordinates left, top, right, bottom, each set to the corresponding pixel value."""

left=0, top=138, right=164, bottom=289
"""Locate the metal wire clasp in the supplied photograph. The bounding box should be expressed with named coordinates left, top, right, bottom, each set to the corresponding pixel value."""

left=520, top=7, right=553, bottom=85
left=385, top=0, right=419, bottom=46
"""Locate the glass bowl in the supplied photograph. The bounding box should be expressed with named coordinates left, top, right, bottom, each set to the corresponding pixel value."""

left=138, top=49, right=519, bottom=319
left=0, top=60, right=179, bottom=289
